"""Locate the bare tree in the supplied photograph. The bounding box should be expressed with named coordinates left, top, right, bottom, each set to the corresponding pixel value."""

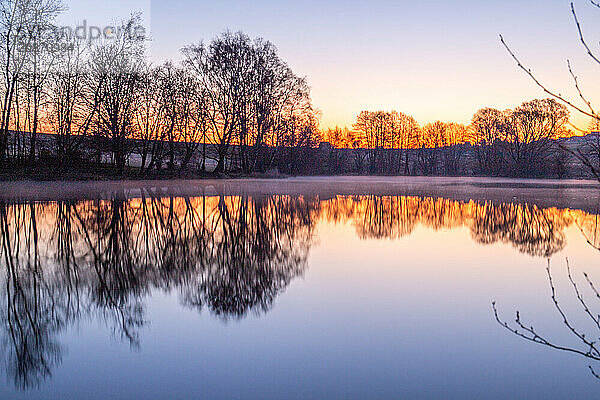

left=577, top=119, right=600, bottom=179
left=21, top=0, right=64, bottom=164
left=273, top=107, right=321, bottom=174
left=506, top=99, right=569, bottom=176
left=47, top=37, right=89, bottom=165
left=471, top=108, right=509, bottom=176
left=416, top=121, right=445, bottom=175
left=183, top=32, right=314, bottom=175
left=154, top=62, right=179, bottom=172
left=133, top=65, right=166, bottom=173
left=182, top=32, right=254, bottom=173
left=439, top=122, right=469, bottom=175
left=393, top=111, right=420, bottom=175
left=88, top=15, right=146, bottom=174
left=0, top=0, right=63, bottom=165
left=353, top=111, right=390, bottom=173
left=325, top=126, right=353, bottom=174
left=176, top=67, right=208, bottom=172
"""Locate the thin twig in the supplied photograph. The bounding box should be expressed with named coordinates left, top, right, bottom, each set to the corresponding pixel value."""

left=567, top=59, right=597, bottom=117
left=571, top=2, right=600, bottom=66
left=566, top=259, right=600, bottom=330
left=500, top=34, right=599, bottom=121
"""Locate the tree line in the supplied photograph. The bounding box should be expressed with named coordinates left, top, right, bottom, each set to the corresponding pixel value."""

left=0, top=0, right=597, bottom=179
left=0, top=2, right=320, bottom=176
left=324, top=98, right=575, bottom=177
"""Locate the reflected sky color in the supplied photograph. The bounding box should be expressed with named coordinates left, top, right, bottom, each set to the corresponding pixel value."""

left=1, top=190, right=600, bottom=399
left=60, top=0, right=600, bottom=131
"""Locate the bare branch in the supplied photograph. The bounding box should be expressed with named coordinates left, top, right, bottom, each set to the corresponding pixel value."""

left=493, top=260, right=600, bottom=380
left=572, top=1, right=600, bottom=66
left=500, top=34, right=599, bottom=121
left=567, top=59, right=597, bottom=117
left=567, top=121, right=589, bottom=133
left=566, top=259, right=600, bottom=330
left=492, top=301, right=600, bottom=361
left=584, top=272, right=600, bottom=300
left=545, top=262, right=600, bottom=358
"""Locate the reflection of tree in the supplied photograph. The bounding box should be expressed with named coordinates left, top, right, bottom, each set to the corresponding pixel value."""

left=182, top=195, right=316, bottom=318
left=76, top=199, right=148, bottom=347
left=1, top=192, right=598, bottom=389
left=470, top=203, right=570, bottom=257
left=572, top=209, right=600, bottom=252
left=0, top=203, right=67, bottom=389
left=0, top=194, right=318, bottom=389
left=353, top=196, right=419, bottom=239
left=494, top=261, right=600, bottom=380
left=320, top=196, right=573, bottom=257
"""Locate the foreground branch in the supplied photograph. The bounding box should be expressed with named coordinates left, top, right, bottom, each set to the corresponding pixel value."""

left=493, top=260, right=600, bottom=379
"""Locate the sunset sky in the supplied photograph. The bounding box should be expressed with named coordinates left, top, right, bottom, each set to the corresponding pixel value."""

left=65, top=0, right=600, bottom=131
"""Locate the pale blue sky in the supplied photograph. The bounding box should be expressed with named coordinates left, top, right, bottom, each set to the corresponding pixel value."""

left=62, top=0, right=600, bottom=129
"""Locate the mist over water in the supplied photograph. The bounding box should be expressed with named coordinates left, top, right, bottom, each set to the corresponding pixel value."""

left=1, top=179, right=600, bottom=399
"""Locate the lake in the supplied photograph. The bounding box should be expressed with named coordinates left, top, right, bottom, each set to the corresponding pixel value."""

left=1, top=177, right=600, bottom=399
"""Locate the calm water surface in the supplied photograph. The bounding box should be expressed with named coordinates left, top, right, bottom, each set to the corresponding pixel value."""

left=1, top=178, right=600, bottom=399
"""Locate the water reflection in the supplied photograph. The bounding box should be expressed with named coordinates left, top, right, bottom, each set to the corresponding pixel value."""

left=0, top=193, right=598, bottom=389
left=0, top=195, right=319, bottom=388
left=321, top=196, right=574, bottom=257
left=574, top=211, right=600, bottom=252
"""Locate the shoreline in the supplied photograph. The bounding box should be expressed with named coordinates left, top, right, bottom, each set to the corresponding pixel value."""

left=1, top=176, right=600, bottom=215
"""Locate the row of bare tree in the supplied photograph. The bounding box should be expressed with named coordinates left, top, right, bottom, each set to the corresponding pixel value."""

left=0, top=1, right=320, bottom=175
left=324, top=98, right=572, bottom=177
left=0, top=0, right=594, bottom=178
